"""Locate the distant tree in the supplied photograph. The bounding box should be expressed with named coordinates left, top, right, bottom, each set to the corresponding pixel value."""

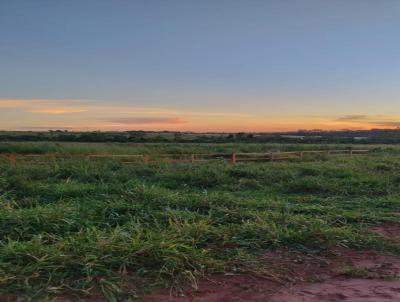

left=173, top=132, right=183, bottom=141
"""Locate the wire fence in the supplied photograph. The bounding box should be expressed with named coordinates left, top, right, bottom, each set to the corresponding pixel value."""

left=1, top=149, right=369, bottom=166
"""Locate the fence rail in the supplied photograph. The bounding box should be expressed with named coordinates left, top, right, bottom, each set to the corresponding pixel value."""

left=0, top=149, right=369, bottom=166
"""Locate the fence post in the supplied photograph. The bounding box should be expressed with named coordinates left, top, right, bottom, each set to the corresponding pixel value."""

left=230, top=153, right=236, bottom=164
left=8, top=154, right=17, bottom=166
left=270, top=152, right=274, bottom=161
left=190, top=154, right=195, bottom=164
left=349, top=149, right=353, bottom=156
left=143, top=154, right=149, bottom=164
left=299, top=151, right=303, bottom=159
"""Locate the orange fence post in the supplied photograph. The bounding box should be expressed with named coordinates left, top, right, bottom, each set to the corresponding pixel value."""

left=231, top=153, right=236, bottom=163
left=143, top=154, right=149, bottom=164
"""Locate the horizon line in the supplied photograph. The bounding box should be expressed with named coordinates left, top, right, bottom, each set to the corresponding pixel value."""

left=2, top=127, right=400, bottom=134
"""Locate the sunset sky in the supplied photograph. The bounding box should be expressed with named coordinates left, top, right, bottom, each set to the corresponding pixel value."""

left=1, top=1, right=399, bottom=132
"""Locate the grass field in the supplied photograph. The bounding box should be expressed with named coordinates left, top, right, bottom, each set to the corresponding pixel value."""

left=0, top=142, right=399, bottom=300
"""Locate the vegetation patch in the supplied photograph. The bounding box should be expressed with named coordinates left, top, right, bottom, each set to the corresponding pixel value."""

left=0, top=143, right=399, bottom=300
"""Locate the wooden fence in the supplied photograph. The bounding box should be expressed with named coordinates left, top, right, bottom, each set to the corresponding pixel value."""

left=1, top=149, right=369, bottom=166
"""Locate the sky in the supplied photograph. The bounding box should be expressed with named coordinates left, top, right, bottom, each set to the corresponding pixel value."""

left=1, top=0, right=400, bottom=132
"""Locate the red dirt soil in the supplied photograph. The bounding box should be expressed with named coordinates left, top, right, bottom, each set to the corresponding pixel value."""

left=369, top=224, right=400, bottom=242
left=140, top=248, right=400, bottom=302
left=141, top=223, right=400, bottom=302
left=2, top=226, right=400, bottom=302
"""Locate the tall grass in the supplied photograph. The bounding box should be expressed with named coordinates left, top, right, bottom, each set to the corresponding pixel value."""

left=0, top=143, right=399, bottom=300
left=0, top=141, right=394, bottom=155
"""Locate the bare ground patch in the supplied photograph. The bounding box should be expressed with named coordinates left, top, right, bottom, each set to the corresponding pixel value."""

left=140, top=248, right=400, bottom=302
left=369, top=224, right=400, bottom=242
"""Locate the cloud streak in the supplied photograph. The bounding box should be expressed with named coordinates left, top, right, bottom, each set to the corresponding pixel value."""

left=0, top=99, right=88, bottom=114
left=16, top=126, right=75, bottom=130
left=108, top=117, right=187, bottom=125
left=333, top=114, right=400, bottom=129
left=29, top=108, right=88, bottom=114
left=0, top=99, right=249, bottom=117
left=2, top=99, right=400, bottom=131
left=373, top=121, right=400, bottom=128
left=335, top=115, right=368, bottom=122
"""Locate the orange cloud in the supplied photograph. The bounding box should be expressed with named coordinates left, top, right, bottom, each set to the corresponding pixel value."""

left=0, top=99, right=32, bottom=108
left=29, top=108, right=88, bottom=114
left=330, top=114, right=400, bottom=129
left=0, top=99, right=248, bottom=118
left=2, top=98, right=400, bottom=132
left=0, top=99, right=88, bottom=114
left=108, top=117, right=187, bottom=125
left=335, top=115, right=368, bottom=122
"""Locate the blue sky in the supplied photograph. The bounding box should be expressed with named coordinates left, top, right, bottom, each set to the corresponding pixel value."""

left=1, top=0, right=400, bottom=131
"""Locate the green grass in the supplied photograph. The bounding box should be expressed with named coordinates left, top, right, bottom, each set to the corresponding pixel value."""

left=0, top=141, right=398, bottom=155
left=0, top=142, right=399, bottom=300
